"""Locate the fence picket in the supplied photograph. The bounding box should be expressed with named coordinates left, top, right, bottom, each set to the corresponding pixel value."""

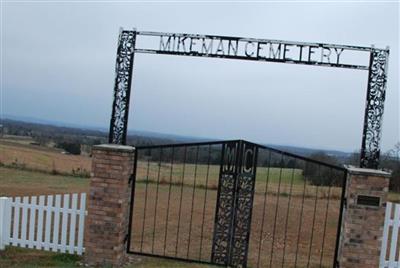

left=3, top=198, right=12, bottom=249
left=0, top=197, right=11, bottom=249
left=68, top=194, right=78, bottom=254
left=77, top=193, right=86, bottom=255
left=0, top=198, right=4, bottom=250
left=389, top=205, right=400, bottom=266
left=28, top=196, right=37, bottom=249
left=61, top=194, right=70, bottom=253
left=12, top=197, right=20, bottom=246
left=44, top=195, right=53, bottom=251
left=52, top=195, right=61, bottom=252
left=20, top=197, right=29, bottom=248
left=380, top=202, right=392, bottom=268
left=36, top=196, right=45, bottom=250
left=2, top=193, right=86, bottom=255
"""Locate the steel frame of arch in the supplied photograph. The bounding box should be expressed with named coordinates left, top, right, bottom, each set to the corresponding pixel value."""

left=108, top=29, right=389, bottom=169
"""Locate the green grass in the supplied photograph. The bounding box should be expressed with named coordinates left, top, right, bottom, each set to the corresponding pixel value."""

left=0, top=247, right=217, bottom=268
left=134, top=161, right=343, bottom=199
left=136, top=161, right=304, bottom=188
left=129, top=256, right=217, bottom=268
left=0, top=167, right=89, bottom=196
left=0, top=247, right=80, bottom=267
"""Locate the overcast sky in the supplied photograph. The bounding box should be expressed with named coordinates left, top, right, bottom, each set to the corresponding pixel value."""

left=1, top=1, right=399, bottom=152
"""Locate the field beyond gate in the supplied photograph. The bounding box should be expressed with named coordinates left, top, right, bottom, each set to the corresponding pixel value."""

left=128, top=140, right=346, bottom=268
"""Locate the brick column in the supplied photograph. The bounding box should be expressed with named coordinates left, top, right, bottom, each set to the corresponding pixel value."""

left=338, top=166, right=391, bottom=268
left=84, top=144, right=135, bottom=267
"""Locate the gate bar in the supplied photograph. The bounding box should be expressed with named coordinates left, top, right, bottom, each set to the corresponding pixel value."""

left=333, top=170, right=348, bottom=268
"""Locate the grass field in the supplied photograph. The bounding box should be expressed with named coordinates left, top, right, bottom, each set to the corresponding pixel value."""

left=0, top=138, right=397, bottom=267
left=0, top=167, right=90, bottom=197
left=0, top=137, right=91, bottom=177
left=130, top=182, right=341, bottom=267
left=0, top=247, right=217, bottom=267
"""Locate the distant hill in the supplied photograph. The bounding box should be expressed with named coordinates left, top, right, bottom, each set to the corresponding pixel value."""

left=1, top=115, right=351, bottom=159
left=268, top=144, right=351, bottom=160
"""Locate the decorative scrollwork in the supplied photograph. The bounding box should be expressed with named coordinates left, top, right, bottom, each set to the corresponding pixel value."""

left=212, top=174, right=236, bottom=264
left=109, top=30, right=136, bottom=144
left=212, top=141, right=257, bottom=267
left=230, top=143, right=257, bottom=267
left=212, top=142, right=238, bottom=265
left=360, top=49, right=389, bottom=169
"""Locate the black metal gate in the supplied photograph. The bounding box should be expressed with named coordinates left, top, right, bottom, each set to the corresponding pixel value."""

left=127, top=140, right=347, bottom=267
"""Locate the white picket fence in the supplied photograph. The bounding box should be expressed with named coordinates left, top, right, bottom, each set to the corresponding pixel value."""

left=381, top=202, right=400, bottom=267
left=0, top=193, right=86, bottom=255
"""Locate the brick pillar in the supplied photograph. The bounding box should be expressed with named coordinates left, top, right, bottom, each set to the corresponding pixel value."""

left=338, top=166, right=391, bottom=268
left=84, top=144, right=135, bottom=267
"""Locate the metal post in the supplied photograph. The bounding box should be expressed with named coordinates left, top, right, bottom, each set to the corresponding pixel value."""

left=360, top=48, right=389, bottom=169
left=109, top=29, right=136, bottom=145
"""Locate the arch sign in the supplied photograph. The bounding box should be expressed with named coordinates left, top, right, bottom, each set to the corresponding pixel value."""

left=108, top=28, right=389, bottom=169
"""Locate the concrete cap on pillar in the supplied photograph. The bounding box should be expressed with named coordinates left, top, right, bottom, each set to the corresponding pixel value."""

left=92, top=144, right=135, bottom=153
left=345, top=165, right=392, bottom=177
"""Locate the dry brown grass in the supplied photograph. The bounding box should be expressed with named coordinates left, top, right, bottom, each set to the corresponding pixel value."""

left=1, top=140, right=345, bottom=267
left=0, top=139, right=91, bottom=176
left=130, top=182, right=341, bottom=268
left=0, top=167, right=90, bottom=197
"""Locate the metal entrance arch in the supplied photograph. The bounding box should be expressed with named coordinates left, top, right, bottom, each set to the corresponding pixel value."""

left=108, top=28, right=390, bottom=169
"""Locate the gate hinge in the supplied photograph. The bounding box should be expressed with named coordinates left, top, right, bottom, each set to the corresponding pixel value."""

left=124, top=234, right=129, bottom=244
left=129, top=173, right=135, bottom=184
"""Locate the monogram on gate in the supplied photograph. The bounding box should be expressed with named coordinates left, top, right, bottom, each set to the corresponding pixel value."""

left=223, top=143, right=237, bottom=173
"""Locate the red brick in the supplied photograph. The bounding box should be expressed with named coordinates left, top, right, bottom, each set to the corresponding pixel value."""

left=84, top=144, right=134, bottom=267
left=339, top=167, right=390, bottom=268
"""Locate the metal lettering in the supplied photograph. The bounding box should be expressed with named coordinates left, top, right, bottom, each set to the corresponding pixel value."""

left=228, top=40, right=239, bottom=56
left=243, top=148, right=254, bottom=173
left=321, top=47, right=331, bottom=63
left=269, top=43, right=282, bottom=59
left=308, top=46, right=318, bottom=62
left=283, top=44, right=293, bottom=60
left=334, top=48, right=344, bottom=64
left=256, top=42, right=266, bottom=59
left=159, top=35, right=172, bottom=51
left=177, top=37, right=187, bottom=52
left=190, top=37, right=198, bottom=52
left=224, top=145, right=236, bottom=172
left=297, top=44, right=304, bottom=61
left=245, top=41, right=255, bottom=57
left=201, top=38, right=213, bottom=55
left=149, top=34, right=374, bottom=69
left=216, top=39, right=225, bottom=55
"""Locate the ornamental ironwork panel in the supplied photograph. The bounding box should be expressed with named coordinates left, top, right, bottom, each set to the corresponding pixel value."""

left=211, top=141, right=258, bottom=267
left=230, top=142, right=258, bottom=267
left=108, top=30, right=136, bottom=145
left=212, top=141, right=239, bottom=265
left=360, top=49, right=389, bottom=169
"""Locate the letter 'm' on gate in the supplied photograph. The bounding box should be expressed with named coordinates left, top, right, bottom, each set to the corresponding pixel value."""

left=223, top=143, right=237, bottom=173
